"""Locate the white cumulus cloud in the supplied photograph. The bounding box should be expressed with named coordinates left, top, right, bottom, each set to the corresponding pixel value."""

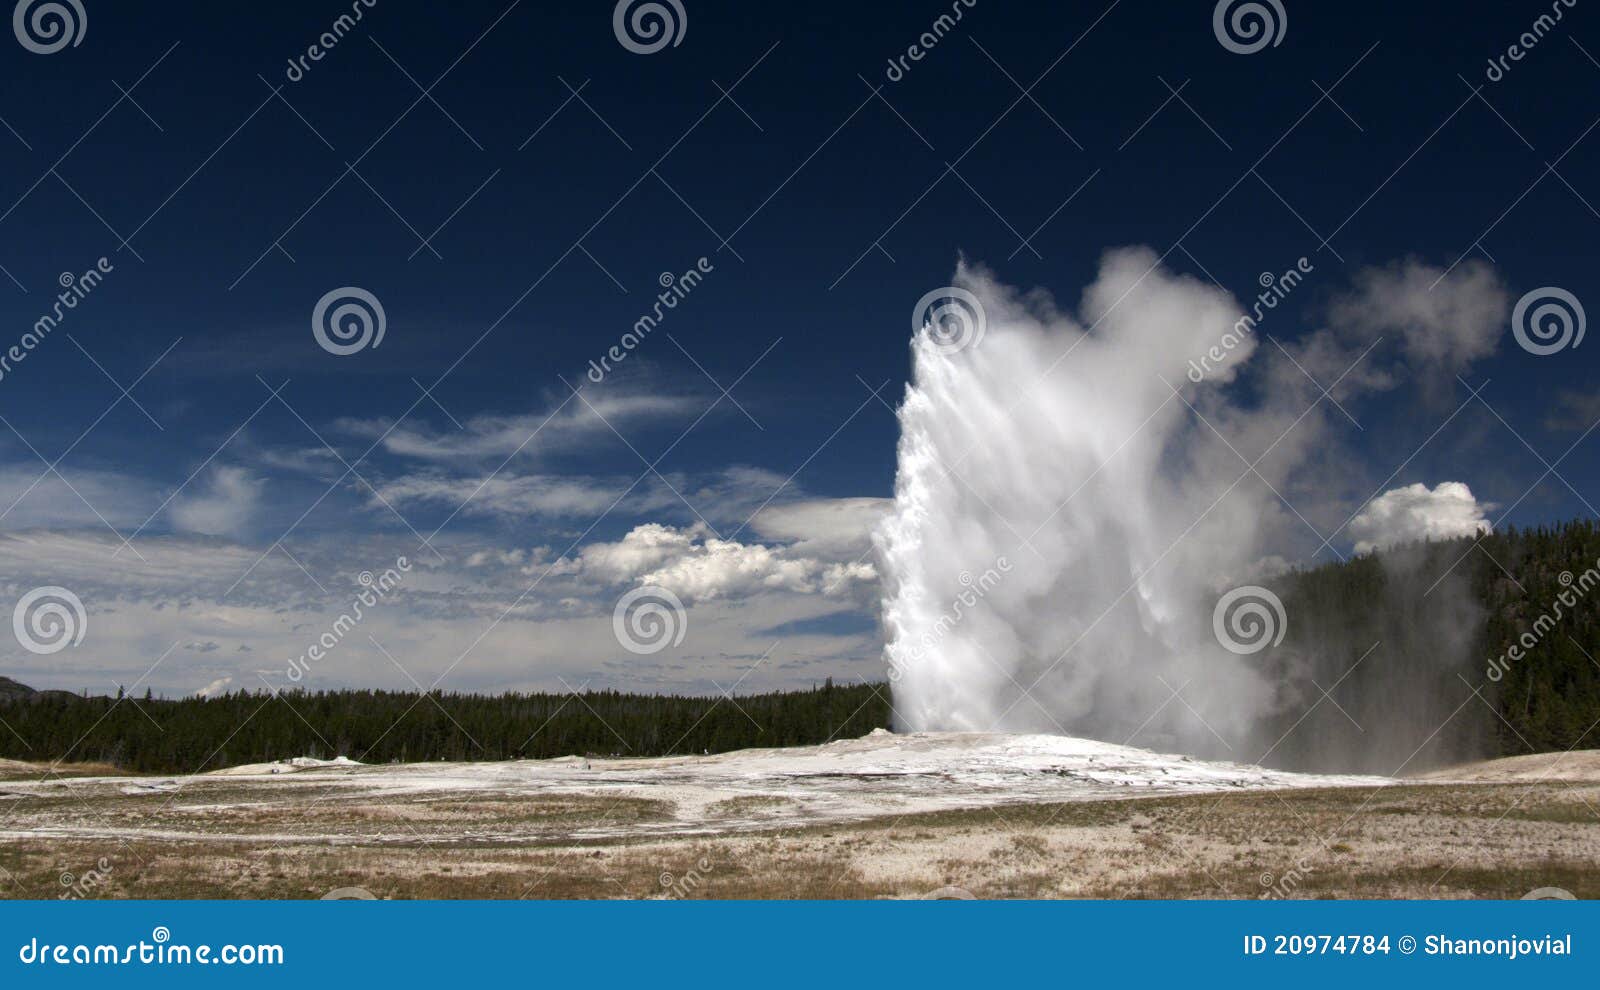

left=1349, top=481, right=1491, bottom=554
left=559, top=521, right=876, bottom=602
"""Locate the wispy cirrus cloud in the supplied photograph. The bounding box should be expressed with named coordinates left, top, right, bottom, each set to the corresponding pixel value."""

left=168, top=465, right=264, bottom=536
left=336, top=389, right=701, bottom=465
left=0, top=464, right=161, bottom=531
left=368, top=465, right=795, bottom=530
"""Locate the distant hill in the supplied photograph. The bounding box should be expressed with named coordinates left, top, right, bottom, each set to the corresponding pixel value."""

left=0, top=676, right=85, bottom=704
left=0, top=676, right=37, bottom=701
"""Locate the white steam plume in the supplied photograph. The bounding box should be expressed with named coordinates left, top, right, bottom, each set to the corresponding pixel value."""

left=874, top=249, right=1507, bottom=763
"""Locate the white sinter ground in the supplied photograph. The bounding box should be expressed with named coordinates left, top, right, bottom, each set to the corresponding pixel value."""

left=0, top=730, right=1389, bottom=844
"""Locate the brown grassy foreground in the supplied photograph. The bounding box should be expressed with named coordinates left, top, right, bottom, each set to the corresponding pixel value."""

left=0, top=759, right=124, bottom=779
left=3, top=778, right=1596, bottom=900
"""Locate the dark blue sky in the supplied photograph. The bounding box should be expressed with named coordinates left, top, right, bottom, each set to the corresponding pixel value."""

left=0, top=0, right=1592, bottom=526
left=0, top=0, right=1596, bottom=695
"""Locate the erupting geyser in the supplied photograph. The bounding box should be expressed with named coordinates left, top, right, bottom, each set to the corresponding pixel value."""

left=873, top=248, right=1507, bottom=767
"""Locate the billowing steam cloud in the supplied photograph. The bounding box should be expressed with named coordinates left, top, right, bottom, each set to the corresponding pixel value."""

left=875, top=248, right=1508, bottom=766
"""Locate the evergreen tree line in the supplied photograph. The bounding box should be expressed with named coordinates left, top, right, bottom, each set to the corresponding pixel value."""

left=1452, top=519, right=1600, bottom=753
left=1254, top=519, right=1600, bottom=771
left=0, top=679, right=891, bottom=773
